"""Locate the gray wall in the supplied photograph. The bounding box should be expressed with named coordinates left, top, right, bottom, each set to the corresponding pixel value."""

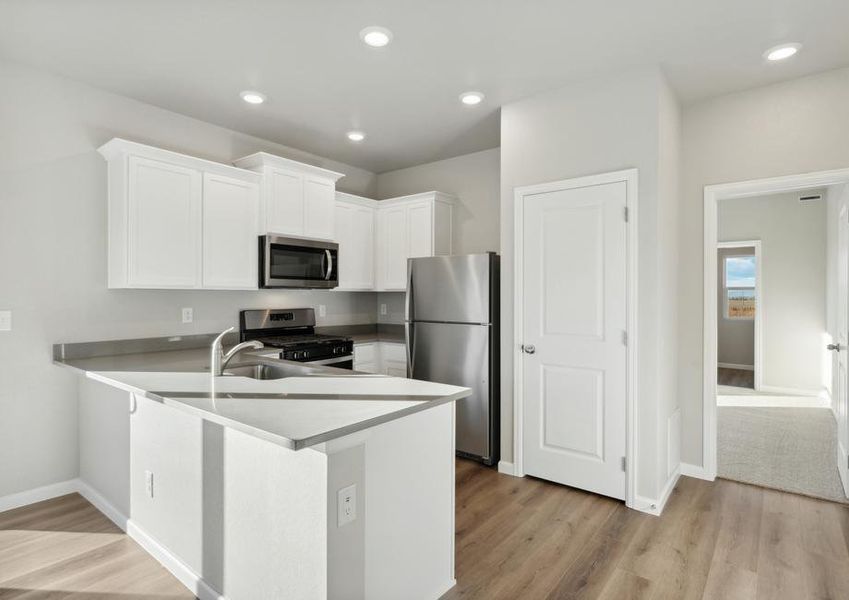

left=679, top=66, right=849, bottom=467
left=375, top=147, right=501, bottom=255
left=500, top=68, right=681, bottom=500
left=716, top=246, right=756, bottom=368
left=718, top=193, right=826, bottom=392
left=0, top=59, right=378, bottom=498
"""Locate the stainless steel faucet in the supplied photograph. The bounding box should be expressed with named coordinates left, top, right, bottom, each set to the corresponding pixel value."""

left=210, top=327, right=264, bottom=376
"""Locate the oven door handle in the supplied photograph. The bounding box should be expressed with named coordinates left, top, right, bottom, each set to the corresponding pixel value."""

left=324, top=250, right=333, bottom=280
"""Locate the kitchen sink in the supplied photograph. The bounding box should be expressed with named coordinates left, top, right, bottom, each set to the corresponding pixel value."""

left=223, top=359, right=346, bottom=380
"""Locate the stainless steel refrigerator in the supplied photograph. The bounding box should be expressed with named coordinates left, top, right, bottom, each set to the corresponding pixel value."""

left=406, top=253, right=500, bottom=465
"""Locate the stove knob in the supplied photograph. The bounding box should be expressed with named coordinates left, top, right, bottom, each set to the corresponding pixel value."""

left=303, top=350, right=310, bottom=359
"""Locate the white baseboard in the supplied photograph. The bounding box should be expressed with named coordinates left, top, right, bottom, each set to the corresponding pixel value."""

left=428, top=578, right=457, bottom=600
left=758, top=384, right=822, bottom=397
left=497, top=460, right=517, bottom=476
left=680, top=462, right=715, bottom=481
left=0, top=478, right=78, bottom=513
left=75, top=479, right=129, bottom=531
left=718, top=362, right=754, bottom=371
left=718, top=394, right=829, bottom=408
left=127, top=520, right=225, bottom=600
left=632, top=467, right=680, bottom=516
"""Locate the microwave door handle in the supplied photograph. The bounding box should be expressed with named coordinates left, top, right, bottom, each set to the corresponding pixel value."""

left=325, top=249, right=333, bottom=280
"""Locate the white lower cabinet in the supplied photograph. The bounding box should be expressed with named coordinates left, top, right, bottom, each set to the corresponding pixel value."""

left=354, top=341, right=407, bottom=377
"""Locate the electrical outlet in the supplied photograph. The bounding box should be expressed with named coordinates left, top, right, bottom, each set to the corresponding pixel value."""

left=144, top=470, right=154, bottom=499
left=337, top=483, right=356, bottom=527
left=318, top=304, right=327, bottom=318
left=0, top=310, right=10, bottom=331
left=181, top=308, right=193, bottom=324
left=380, top=303, right=387, bottom=316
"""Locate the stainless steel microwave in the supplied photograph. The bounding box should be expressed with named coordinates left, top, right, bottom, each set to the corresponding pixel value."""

left=259, top=234, right=339, bottom=289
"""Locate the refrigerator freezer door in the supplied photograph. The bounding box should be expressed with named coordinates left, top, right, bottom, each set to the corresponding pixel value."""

left=409, top=321, right=491, bottom=459
left=407, top=254, right=491, bottom=324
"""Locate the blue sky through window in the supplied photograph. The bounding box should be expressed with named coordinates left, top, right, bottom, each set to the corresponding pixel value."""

left=725, top=256, right=755, bottom=287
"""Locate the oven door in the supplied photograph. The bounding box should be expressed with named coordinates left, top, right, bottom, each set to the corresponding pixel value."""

left=261, top=235, right=339, bottom=289
left=305, top=356, right=354, bottom=370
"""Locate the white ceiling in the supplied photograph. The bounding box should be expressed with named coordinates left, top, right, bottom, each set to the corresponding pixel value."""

left=2, top=0, right=848, bottom=173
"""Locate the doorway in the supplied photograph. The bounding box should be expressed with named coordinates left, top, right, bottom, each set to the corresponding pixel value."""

left=703, top=169, right=849, bottom=503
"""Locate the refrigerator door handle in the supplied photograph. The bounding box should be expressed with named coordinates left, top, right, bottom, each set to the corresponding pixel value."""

left=405, top=321, right=415, bottom=377
left=405, top=262, right=414, bottom=322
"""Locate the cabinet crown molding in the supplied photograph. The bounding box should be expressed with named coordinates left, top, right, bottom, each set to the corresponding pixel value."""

left=233, top=152, right=345, bottom=182
left=377, top=191, right=458, bottom=207
left=97, top=138, right=261, bottom=182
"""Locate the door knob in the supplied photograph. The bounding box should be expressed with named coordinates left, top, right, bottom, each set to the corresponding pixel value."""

left=828, top=343, right=842, bottom=352
left=522, top=344, right=536, bottom=354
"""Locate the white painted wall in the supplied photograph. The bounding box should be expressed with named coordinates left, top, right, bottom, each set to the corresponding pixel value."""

left=0, top=59, right=379, bottom=498
left=500, top=68, right=681, bottom=501
left=375, top=148, right=501, bottom=255
left=718, top=193, right=826, bottom=392
left=679, top=66, right=849, bottom=468
left=716, top=246, right=756, bottom=367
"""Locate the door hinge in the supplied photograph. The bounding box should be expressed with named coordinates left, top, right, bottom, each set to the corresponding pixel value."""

left=621, top=456, right=627, bottom=472
left=624, top=206, right=629, bottom=222
left=622, top=330, right=628, bottom=345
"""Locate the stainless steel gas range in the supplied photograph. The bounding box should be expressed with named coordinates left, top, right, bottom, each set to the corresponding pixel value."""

left=239, top=308, right=354, bottom=369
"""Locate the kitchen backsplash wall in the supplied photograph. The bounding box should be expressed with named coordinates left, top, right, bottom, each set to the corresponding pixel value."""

left=0, top=59, right=379, bottom=499
left=377, top=293, right=406, bottom=324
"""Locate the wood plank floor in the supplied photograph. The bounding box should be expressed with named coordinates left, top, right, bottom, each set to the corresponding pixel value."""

left=442, top=459, right=849, bottom=600
left=718, top=367, right=754, bottom=389
left=4, top=465, right=849, bottom=599
left=0, top=493, right=194, bottom=599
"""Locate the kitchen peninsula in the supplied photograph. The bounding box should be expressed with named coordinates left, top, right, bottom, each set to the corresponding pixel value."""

left=55, top=332, right=469, bottom=600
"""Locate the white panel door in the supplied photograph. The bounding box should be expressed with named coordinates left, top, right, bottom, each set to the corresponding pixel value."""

left=407, top=201, right=433, bottom=258
left=837, top=202, right=849, bottom=496
left=303, top=177, right=335, bottom=240
left=266, top=167, right=303, bottom=235
left=127, top=156, right=201, bottom=288
left=378, top=205, right=408, bottom=290
left=521, top=181, right=628, bottom=500
left=202, top=173, right=259, bottom=289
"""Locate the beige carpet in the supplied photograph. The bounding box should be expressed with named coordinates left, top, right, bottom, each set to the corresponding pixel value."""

left=718, top=406, right=848, bottom=503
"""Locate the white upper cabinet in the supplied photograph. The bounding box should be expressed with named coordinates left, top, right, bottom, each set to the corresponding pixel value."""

left=375, top=192, right=455, bottom=291
left=233, top=152, right=344, bottom=241
left=202, top=173, right=260, bottom=289
left=99, top=138, right=260, bottom=290
left=335, top=192, right=376, bottom=290
left=127, top=156, right=202, bottom=288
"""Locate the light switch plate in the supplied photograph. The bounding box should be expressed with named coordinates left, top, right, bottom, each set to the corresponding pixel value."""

left=380, top=303, right=387, bottom=316
left=318, top=304, right=327, bottom=318
left=181, top=308, right=193, bottom=324
left=0, top=311, right=11, bottom=331
left=337, top=483, right=356, bottom=527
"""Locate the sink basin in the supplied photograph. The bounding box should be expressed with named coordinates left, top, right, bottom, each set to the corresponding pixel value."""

left=223, top=359, right=346, bottom=380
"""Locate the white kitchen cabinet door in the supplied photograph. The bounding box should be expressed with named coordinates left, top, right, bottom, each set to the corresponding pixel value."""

left=406, top=200, right=433, bottom=259
left=266, top=167, right=303, bottom=235
left=377, top=205, right=409, bottom=291
left=303, top=177, right=335, bottom=240
left=202, top=173, right=259, bottom=289
left=335, top=201, right=375, bottom=290
left=127, top=156, right=202, bottom=288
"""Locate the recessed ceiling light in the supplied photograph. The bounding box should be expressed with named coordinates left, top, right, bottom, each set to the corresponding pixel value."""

left=459, top=91, right=485, bottom=106
left=347, top=131, right=365, bottom=142
left=764, top=43, right=801, bottom=61
left=240, top=90, right=266, bottom=104
left=360, top=26, right=393, bottom=48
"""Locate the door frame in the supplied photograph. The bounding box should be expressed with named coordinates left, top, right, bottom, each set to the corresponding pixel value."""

left=512, top=168, right=639, bottom=510
left=702, top=167, right=849, bottom=480
left=716, top=240, right=763, bottom=391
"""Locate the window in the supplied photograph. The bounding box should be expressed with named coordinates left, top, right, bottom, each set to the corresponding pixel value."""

left=724, top=255, right=756, bottom=319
